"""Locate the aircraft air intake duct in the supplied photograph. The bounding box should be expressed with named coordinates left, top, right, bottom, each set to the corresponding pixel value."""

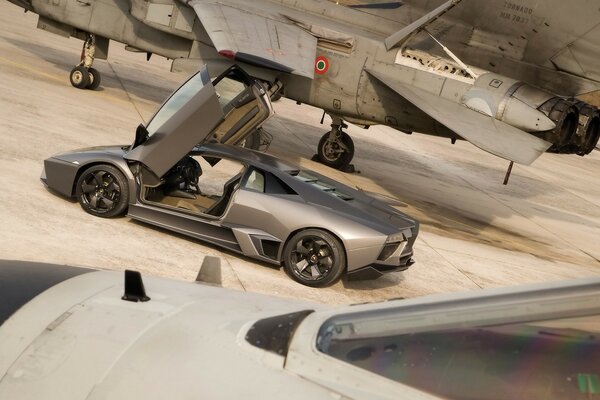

left=462, top=73, right=558, bottom=133
left=462, top=73, right=599, bottom=155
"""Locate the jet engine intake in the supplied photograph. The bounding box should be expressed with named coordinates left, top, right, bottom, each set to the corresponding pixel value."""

left=461, top=73, right=600, bottom=155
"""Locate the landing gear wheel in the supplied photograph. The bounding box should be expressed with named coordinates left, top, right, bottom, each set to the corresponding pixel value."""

left=582, top=118, right=600, bottom=155
left=317, top=131, right=354, bottom=169
left=76, top=165, right=129, bottom=218
left=283, top=229, right=345, bottom=287
left=86, top=67, right=101, bottom=90
left=70, top=66, right=90, bottom=89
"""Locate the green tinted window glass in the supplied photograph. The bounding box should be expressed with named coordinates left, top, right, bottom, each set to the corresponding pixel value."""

left=318, top=315, right=600, bottom=399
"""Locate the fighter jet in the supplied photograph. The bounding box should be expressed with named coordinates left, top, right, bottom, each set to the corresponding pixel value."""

left=1, top=259, right=599, bottom=399
left=6, top=0, right=600, bottom=176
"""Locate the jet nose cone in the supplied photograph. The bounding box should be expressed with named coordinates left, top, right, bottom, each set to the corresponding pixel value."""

left=6, top=0, right=33, bottom=11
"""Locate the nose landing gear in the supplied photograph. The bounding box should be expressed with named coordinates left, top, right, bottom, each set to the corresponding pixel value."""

left=69, top=34, right=101, bottom=90
left=316, top=116, right=355, bottom=172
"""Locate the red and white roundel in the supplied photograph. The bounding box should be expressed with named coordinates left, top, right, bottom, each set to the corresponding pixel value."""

left=315, top=56, right=329, bottom=75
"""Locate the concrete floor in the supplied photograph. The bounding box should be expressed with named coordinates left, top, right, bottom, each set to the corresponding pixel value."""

left=1, top=3, right=599, bottom=305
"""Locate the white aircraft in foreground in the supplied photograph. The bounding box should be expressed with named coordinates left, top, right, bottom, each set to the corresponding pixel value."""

left=1, top=260, right=599, bottom=399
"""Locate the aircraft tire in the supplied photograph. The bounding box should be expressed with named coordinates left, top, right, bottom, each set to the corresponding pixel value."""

left=86, top=68, right=101, bottom=90
left=317, top=131, right=354, bottom=169
left=70, top=66, right=90, bottom=89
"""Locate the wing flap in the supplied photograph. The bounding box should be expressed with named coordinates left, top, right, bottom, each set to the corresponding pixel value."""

left=367, top=69, right=552, bottom=165
left=185, top=1, right=317, bottom=78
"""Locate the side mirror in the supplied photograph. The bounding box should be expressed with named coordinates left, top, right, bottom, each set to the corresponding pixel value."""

left=131, top=123, right=149, bottom=150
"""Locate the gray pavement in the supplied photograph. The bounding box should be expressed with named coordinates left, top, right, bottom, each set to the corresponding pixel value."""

left=1, top=2, right=599, bottom=304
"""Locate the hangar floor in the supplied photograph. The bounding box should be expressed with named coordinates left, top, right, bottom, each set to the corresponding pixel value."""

left=1, top=3, right=599, bottom=304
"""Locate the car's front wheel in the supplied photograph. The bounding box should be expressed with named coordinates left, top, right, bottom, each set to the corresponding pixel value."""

left=283, top=229, right=345, bottom=287
left=76, top=164, right=129, bottom=218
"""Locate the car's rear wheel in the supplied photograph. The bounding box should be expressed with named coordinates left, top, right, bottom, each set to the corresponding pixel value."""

left=76, top=165, right=129, bottom=218
left=283, top=229, right=345, bottom=287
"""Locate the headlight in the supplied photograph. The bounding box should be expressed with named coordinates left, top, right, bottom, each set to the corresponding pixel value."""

left=385, top=232, right=405, bottom=243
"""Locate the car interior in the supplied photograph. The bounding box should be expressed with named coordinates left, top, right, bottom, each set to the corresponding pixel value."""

left=144, top=155, right=246, bottom=217
left=210, top=68, right=271, bottom=146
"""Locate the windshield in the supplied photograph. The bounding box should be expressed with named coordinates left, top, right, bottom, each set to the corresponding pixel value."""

left=317, top=313, right=600, bottom=399
left=146, top=71, right=208, bottom=136
left=292, top=171, right=353, bottom=201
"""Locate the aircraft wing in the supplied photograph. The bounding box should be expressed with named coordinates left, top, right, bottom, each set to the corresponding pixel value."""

left=334, top=0, right=600, bottom=97
left=182, top=0, right=317, bottom=78
left=367, top=69, right=552, bottom=165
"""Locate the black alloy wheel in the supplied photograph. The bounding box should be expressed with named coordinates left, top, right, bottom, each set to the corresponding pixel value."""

left=76, top=165, right=129, bottom=218
left=283, top=229, right=345, bottom=287
left=317, top=131, right=355, bottom=169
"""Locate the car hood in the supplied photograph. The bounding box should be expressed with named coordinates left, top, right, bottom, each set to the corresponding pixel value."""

left=51, top=145, right=128, bottom=162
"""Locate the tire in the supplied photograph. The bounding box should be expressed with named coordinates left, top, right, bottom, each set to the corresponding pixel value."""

left=76, top=165, right=129, bottom=218
left=70, top=66, right=90, bottom=89
left=86, top=67, right=101, bottom=90
left=283, top=229, right=346, bottom=287
left=317, top=131, right=355, bottom=169
left=583, top=118, right=600, bottom=155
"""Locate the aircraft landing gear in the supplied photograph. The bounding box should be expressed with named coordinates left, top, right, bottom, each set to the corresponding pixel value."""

left=316, top=116, right=355, bottom=171
left=70, top=34, right=101, bottom=90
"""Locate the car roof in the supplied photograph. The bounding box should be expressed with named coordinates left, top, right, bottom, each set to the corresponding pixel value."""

left=197, top=143, right=300, bottom=174
left=197, top=144, right=416, bottom=234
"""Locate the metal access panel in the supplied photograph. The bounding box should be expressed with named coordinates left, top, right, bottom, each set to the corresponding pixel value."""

left=174, top=5, right=195, bottom=32
left=146, top=3, right=173, bottom=26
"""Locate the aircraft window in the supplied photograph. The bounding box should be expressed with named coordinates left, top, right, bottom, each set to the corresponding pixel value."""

left=146, top=72, right=206, bottom=136
left=292, top=171, right=352, bottom=201
left=244, top=168, right=265, bottom=193
left=317, top=314, right=600, bottom=399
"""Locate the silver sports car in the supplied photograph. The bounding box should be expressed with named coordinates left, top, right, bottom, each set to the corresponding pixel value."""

left=41, top=65, right=419, bottom=286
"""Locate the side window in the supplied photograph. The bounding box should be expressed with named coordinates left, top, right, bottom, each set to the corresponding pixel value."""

left=193, top=156, right=245, bottom=197
left=146, top=71, right=208, bottom=136
left=243, top=168, right=265, bottom=193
